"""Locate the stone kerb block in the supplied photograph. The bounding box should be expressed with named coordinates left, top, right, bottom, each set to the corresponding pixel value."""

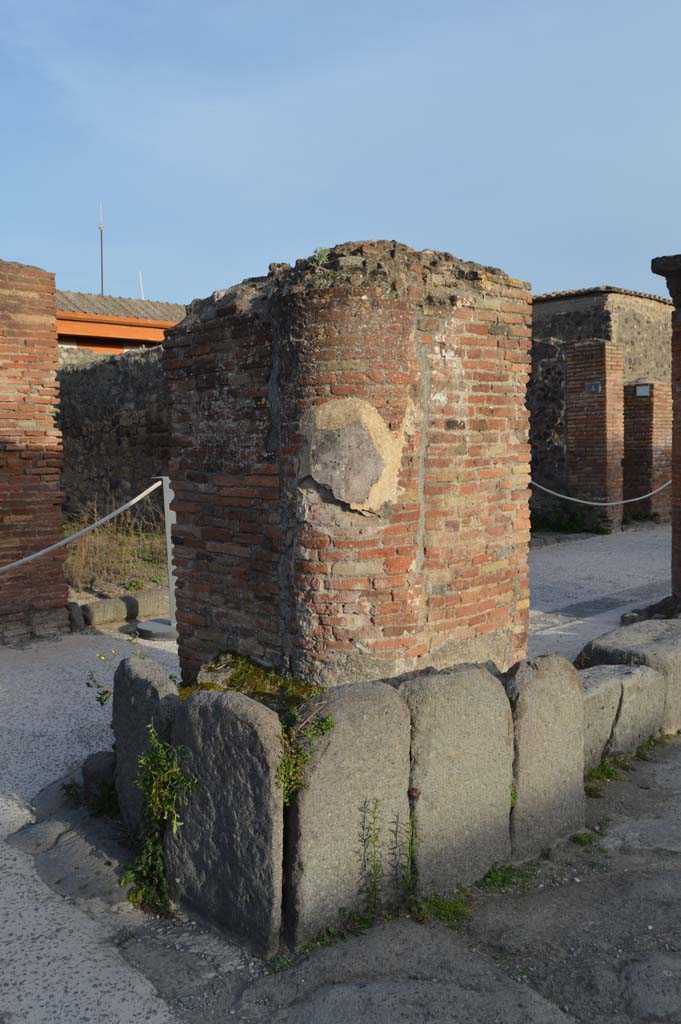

left=579, top=666, right=623, bottom=772
left=399, top=665, right=513, bottom=892
left=112, top=656, right=179, bottom=835
left=506, top=656, right=585, bottom=861
left=284, top=682, right=410, bottom=948
left=610, top=666, right=666, bottom=753
left=165, top=691, right=284, bottom=958
left=579, top=664, right=666, bottom=769
left=579, top=620, right=681, bottom=734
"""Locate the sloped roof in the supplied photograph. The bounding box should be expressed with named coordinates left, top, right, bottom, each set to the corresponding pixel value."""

left=56, top=290, right=185, bottom=321
left=534, top=285, right=671, bottom=305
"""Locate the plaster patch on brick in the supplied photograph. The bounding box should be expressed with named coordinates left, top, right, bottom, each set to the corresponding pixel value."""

left=301, top=398, right=413, bottom=514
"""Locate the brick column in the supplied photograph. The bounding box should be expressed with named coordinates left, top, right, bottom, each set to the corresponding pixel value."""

left=0, top=260, right=68, bottom=642
left=565, top=339, right=624, bottom=532
left=652, top=256, right=681, bottom=593
left=165, top=242, right=531, bottom=686
left=623, top=381, right=672, bottom=521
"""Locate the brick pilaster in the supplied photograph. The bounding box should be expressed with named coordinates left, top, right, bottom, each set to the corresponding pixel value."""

left=0, top=260, right=68, bottom=642
left=565, top=339, right=624, bottom=532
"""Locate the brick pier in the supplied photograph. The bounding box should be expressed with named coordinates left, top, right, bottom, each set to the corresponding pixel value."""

left=165, top=241, right=532, bottom=685
left=0, top=260, right=68, bottom=642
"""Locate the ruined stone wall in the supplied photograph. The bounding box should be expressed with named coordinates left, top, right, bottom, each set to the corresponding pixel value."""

left=530, top=290, right=672, bottom=530
left=0, top=260, right=68, bottom=642
left=532, top=293, right=612, bottom=347
left=165, top=241, right=531, bottom=686
left=608, top=293, right=672, bottom=385
left=526, top=339, right=567, bottom=523
left=57, top=347, right=169, bottom=518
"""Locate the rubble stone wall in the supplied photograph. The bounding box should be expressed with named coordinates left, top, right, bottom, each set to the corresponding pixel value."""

left=57, top=347, right=169, bottom=518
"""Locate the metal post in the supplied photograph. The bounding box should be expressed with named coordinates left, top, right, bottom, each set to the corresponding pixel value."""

left=160, top=476, right=177, bottom=630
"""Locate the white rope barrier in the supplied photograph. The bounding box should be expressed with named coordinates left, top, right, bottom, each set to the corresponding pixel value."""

left=0, top=475, right=674, bottom=578
left=530, top=479, right=672, bottom=508
left=0, top=480, right=163, bottom=576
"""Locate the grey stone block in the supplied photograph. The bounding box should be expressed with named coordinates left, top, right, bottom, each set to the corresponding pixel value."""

left=165, top=691, right=284, bottom=958
left=82, top=750, right=116, bottom=806
left=579, top=620, right=681, bottom=734
left=579, top=666, right=623, bottom=772
left=399, top=664, right=513, bottom=892
left=67, top=601, right=85, bottom=632
left=112, top=656, right=179, bottom=835
left=285, top=682, right=410, bottom=948
left=83, top=596, right=129, bottom=627
left=507, top=655, right=585, bottom=861
left=611, top=665, right=666, bottom=754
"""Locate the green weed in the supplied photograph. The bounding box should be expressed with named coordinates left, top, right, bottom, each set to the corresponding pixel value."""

left=476, top=863, right=539, bottom=891
left=410, top=894, right=468, bottom=928
left=120, top=724, right=195, bottom=914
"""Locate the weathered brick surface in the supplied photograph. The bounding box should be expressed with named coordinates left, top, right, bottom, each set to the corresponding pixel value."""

left=623, top=381, right=672, bottom=520
left=165, top=242, right=531, bottom=685
left=0, top=260, right=68, bottom=642
left=565, top=339, right=624, bottom=532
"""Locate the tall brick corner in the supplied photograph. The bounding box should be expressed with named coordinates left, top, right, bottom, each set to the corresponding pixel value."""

left=652, top=255, right=681, bottom=594
left=623, top=380, right=672, bottom=521
left=565, top=338, right=624, bottom=532
left=165, top=241, right=531, bottom=686
left=0, top=260, right=69, bottom=642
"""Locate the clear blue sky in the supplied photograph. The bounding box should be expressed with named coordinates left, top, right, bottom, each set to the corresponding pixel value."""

left=2, top=0, right=680, bottom=304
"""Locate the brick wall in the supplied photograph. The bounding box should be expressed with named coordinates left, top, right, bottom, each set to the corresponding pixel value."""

left=623, top=381, right=672, bottom=521
left=0, top=260, right=68, bottom=642
left=565, top=339, right=624, bottom=532
left=165, top=241, right=531, bottom=686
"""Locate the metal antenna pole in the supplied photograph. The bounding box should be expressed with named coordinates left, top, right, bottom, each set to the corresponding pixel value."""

left=99, top=205, right=104, bottom=295
left=138, top=270, right=145, bottom=300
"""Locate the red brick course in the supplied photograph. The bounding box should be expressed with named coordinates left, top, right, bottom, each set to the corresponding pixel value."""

left=565, top=339, right=624, bottom=532
left=165, top=242, right=531, bottom=685
left=0, top=260, right=68, bottom=642
left=623, top=382, right=672, bottom=521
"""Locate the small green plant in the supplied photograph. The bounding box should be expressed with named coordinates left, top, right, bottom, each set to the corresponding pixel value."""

left=389, top=811, right=418, bottom=899
left=85, top=647, right=119, bottom=705
left=125, top=578, right=145, bottom=592
left=276, top=708, right=335, bottom=805
left=636, top=734, right=671, bottom=761
left=182, top=653, right=334, bottom=804
left=62, top=782, right=83, bottom=808
left=410, top=894, right=468, bottom=929
left=476, top=863, right=539, bottom=891
left=120, top=724, right=195, bottom=914
left=571, top=832, right=596, bottom=847
left=585, top=754, right=630, bottom=797
left=268, top=955, right=295, bottom=974
left=510, top=783, right=518, bottom=809
left=308, top=246, right=330, bottom=267
left=90, top=781, right=120, bottom=818
left=359, top=799, right=384, bottom=920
